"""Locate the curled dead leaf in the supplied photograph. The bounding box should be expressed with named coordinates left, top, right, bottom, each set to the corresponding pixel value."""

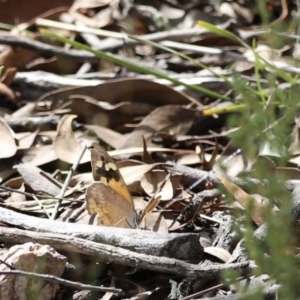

left=54, top=114, right=90, bottom=164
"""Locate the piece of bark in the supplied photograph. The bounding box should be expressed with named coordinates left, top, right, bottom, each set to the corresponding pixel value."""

left=5, top=115, right=60, bottom=131
left=0, top=207, right=202, bottom=262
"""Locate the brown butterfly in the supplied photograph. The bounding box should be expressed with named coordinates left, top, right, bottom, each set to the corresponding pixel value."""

left=85, top=143, right=137, bottom=229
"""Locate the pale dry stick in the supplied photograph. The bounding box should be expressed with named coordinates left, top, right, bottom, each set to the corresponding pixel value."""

left=0, top=35, right=98, bottom=63
left=0, top=186, right=55, bottom=218
left=163, top=39, right=300, bottom=75
left=0, top=185, right=57, bottom=200
left=160, top=40, right=246, bottom=61
left=51, top=145, right=87, bottom=220
left=0, top=207, right=204, bottom=262
left=36, top=18, right=125, bottom=39
left=0, top=270, right=122, bottom=294
left=0, top=185, right=79, bottom=205
left=0, top=226, right=250, bottom=279
left=31, top=194, right=51, bottom=219
left=35, top=18, right=208, bottom=45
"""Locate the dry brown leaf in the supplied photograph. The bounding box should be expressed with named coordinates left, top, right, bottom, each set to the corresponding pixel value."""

left=16, top=130, right=39, bottom=150
left=142, top=136, right=155, bottom=164
left=11, top=103, right=35, bottom=118
left=85, top=124, right=126, bottom=149
left=120, top=105, right=200, bottom=148
left=21, top=145, right=59, bottom=170
left=117, top=159, right=145, bottom=169
left=119, top=163, right=168, bottom=186
left=141, top=212, right=168, bottom=233
left=62, top=96, right=142, bottom=132
left=0, top=47, right=40, bottom=70
left=109, top=147, right=194, bottom=157
left=0, top=117, right=17, bottom=158
left=219, top=175, right=276, bottom=226
left=54, top=114, right=90, bottom=164
left=141, top=170, right=174, bottom=201
left=0, top=67, right=17, bottom=85
left=15, top=164, right=61, bottom=196
left=42, top=79, right=197, bottom=110
left=3, top=177, right=24, bottom=189
left=250, top=155, right=277, bottom=175
left=5, top=183, right=26, bottom=203
left=0, top=82, right=16, bottom=102
left=199, top=232, right=213, bottom=248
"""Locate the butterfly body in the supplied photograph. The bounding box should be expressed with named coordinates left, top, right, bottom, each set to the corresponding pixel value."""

left=85, top=144, right=137, bottom=229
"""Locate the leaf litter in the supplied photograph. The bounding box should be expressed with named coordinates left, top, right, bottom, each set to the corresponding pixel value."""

left=0, top=0, right=299, bottom=299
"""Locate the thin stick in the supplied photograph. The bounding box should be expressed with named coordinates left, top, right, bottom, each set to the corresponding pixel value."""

left=51, top=145, right=87, bottom=220
left=0, top=270, right=122, bottom=294
left=31, top=194, right=51, bottom=219
left=36, top=18, right=125, bottom=39
left=0, top=185, right=78, bottom=202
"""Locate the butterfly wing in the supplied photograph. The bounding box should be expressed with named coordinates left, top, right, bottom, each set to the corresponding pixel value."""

left=86, top=182, right=136, bottom=228
left=90, top=143, right=133, bottom=205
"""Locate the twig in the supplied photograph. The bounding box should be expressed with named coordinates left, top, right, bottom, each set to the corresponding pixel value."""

left=31, top=194, right=51, bottom=219
left=0, top=27, right=206, bottom=60
left=51, top=145, right=87, bottom=220
left=0, top=270, right=122, bottom=294
left=36, top=18, right=209, bottom=48
left=36, top=18, right=125, bottom=39
left=0, top=185, right=74, bottom=202
left=0, top=34, right=99, bottom=63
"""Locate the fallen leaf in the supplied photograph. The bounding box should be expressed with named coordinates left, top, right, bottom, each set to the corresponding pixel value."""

left=120, top=105, right=201, bottom=148
left=54, top=114, right=90, bottom=164
left=141, top=170, right=175, bottom=201
left=219, top=175, right=276, bottom=226
left=204, top=246, right=231, bottom=263
left=22, top=145, right=58, bottom=166
left=120, top=163, right=169, bottom=186
left=16, top=130, right=39, bottom=149
left=15, top=164, right=61, bottom=196
left=0, top=117, right=17, bottom=158
left=85, top=124, right=126, bottom=148
left=42, top=79, right=197, bottom=110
